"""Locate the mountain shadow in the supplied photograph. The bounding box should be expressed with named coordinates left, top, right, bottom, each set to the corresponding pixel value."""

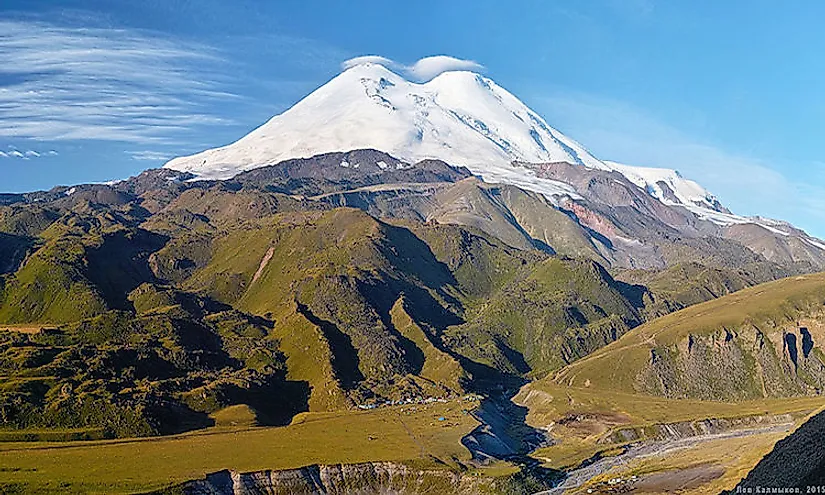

left=85, top=228, right=169, bottom=310
left=295, top=300, right=364, bottom=389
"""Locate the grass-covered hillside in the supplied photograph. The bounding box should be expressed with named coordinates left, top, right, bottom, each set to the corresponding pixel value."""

left=548, top=272, right=825, bottom=400
left=0, top=171, right=648, bottom=438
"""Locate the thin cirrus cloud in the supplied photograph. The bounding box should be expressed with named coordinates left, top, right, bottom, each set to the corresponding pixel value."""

left=126, top=150, right=172, bottom=161
left=341, top=55, right=485, bottom=82
left=0, top=18, right=239, bottom=146
left=0, top=149, right=55, bottom=159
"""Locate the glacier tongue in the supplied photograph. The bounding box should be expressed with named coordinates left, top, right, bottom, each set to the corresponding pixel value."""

left=604, top=161, right=726, bottom=213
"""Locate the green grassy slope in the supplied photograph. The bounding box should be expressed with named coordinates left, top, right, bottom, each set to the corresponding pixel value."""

left=616, top=261, right=773, bottom=317
left=0, top=400, right=479, bottom=494
left=445, top=258, right=643, bottom=376
left=0, top=234, right=107, bottom=324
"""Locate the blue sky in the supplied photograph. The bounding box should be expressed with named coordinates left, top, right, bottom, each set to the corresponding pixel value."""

left=1, top=1, right=824, bottom=236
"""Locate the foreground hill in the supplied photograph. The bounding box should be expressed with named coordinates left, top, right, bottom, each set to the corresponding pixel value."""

left=732, top=408, right=825, bottom=490
left=513, top=274, right=825, bottom=494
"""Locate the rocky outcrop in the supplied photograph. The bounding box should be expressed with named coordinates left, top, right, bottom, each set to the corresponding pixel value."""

left=150, top=461, right=529, bottom=495
left=636, top=321, right=825, bottom=400
left=601, top=413, right=796, bottom=444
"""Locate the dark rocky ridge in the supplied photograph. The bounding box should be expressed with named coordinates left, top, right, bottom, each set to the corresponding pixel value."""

left=731, top=409, right=825, bottom=490
left=231, top=149, right=472, bottom=197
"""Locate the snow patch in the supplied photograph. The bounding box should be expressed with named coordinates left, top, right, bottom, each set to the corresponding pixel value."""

left=803, top=237, right=825, bottom=251
left=605, top=161, right=722, bottom=213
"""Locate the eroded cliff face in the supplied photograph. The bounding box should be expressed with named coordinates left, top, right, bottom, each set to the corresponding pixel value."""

left=151, top=461, right=541, bottom=495
left=636, top=314, right=825, bottom=400
left=601, top=413, right=796, bottom=445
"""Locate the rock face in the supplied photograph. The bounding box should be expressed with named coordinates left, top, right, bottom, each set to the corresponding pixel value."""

left=732, top=410, right=825, bottom=490
left=636, top=317, right=825, bottom=400
left=601, top=413, right=796, bottom=444
left=151, top=462, right=510, bottom=495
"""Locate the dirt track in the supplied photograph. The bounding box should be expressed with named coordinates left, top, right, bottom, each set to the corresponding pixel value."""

left=0, top=325, right=49, bottom=334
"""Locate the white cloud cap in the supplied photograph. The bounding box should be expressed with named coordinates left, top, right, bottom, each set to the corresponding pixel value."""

left=407, top=56, right=484, bottom=81
left=341, top=55, right=484, bottom=82
left=127, top=150, right=171, bottom=161
left=341, top=55, right=398, bottom=71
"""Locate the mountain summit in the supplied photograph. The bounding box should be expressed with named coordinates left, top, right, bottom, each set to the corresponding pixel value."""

left=166, top=62, right=603, bottom=177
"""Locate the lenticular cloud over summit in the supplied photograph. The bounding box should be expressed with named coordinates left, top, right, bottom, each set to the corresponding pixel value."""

left=341, top=55, right=485, bottom=82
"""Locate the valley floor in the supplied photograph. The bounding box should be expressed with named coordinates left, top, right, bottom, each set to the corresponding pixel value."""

left=517, top=382, right=825, bottom=494
left=0, top=399, right=480, bottom=494
left=1, top=382, right=823, bottom=494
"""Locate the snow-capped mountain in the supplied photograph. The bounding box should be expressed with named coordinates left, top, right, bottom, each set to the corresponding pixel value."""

left=165, top=59, right=822, bottom=251
left=166, top=62, right=610, bottom=199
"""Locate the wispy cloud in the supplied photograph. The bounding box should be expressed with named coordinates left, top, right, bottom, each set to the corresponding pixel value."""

left=0, top=18, right=238, bottom=146
left=342, top=55, right=485, bottom=82
left=532, top=91, right=825, bottom=237
left=0, top=147, right=56, bottom=159
left=126, top=150, right=171, bottom=161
